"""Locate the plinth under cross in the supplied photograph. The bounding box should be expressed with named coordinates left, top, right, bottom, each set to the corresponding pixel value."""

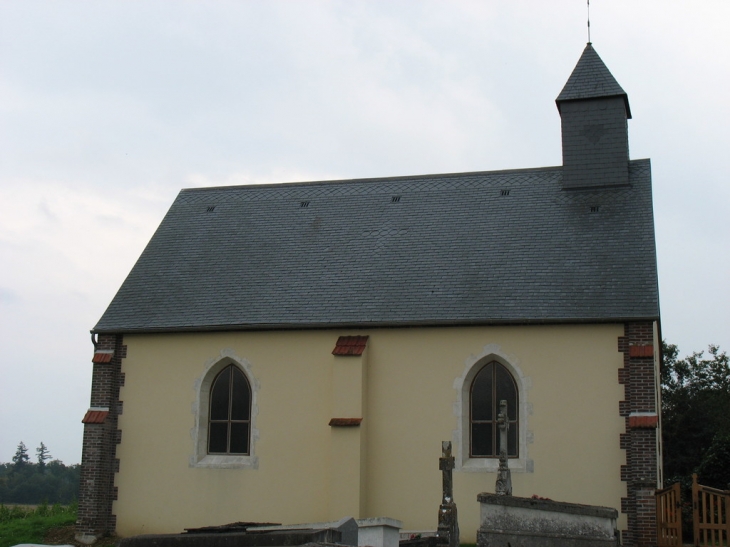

left=495, top=400, right=513, bottom=496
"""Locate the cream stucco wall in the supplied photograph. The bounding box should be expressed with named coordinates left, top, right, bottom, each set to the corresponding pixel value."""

left=113, top=324, right=627, bottom=541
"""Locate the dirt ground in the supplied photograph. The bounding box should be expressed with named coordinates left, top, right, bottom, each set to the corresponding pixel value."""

left=43, top=525, right=119, bottom=547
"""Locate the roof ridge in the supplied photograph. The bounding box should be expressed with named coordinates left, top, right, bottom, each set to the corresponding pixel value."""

left=180, top=165, right=564, bottom=193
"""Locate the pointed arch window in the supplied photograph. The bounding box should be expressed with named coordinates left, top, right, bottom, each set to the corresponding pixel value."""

left=208, top=364, right=251, bottom=455
left=470, top=361, right=518, bottom=457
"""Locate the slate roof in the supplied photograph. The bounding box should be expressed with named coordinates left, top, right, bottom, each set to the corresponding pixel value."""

left=93, top=160, right=659, bottom=333
left=556, top=43, right=631, bottom=118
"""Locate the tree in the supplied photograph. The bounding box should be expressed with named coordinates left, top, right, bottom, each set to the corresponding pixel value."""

left=12, top=441, right=30, bottom=471
left=661, top=341, right=730, bottom=488
left=696, top=433, right=730, bottom=490
left=0, top=457, right=80, bottom=504
left=36, top=442, right=52, bottom=470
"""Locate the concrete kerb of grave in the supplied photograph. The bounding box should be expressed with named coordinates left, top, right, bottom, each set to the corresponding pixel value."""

left=398, top=530, right=438, bottom=541
left=476, top=493, right=620, bottom=547
left=249, top=517, right=403, bottom=547
left=116, top=516, right=402, bottom=547
left=118, top=527, right=345, bottom=547
left=251, top=516, right=404, bottom=547
left=248, top=517, right=358, bottom=546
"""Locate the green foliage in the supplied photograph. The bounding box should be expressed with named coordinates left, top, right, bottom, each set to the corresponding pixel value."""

left=695, top=432, right=730, bottom=490
left=11, top=443, right=29, bottom=471
left=0, top=446, right=80, bottom=504
left=0, top=503, right=76, bottom=547
left=36, top=443, right=51, bottom=470
left=661, top=341, right=730, bottom=489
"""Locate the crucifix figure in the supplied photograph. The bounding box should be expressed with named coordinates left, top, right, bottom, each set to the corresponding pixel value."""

left=495, top=400, right=512, bottom=496
left=437, top=441, right=459, bottom=547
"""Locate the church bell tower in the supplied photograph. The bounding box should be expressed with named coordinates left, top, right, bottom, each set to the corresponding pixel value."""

left=556, top=43, right=632, bottom=189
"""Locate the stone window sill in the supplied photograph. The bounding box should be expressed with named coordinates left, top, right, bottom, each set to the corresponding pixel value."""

left=460, top=457, right=532, bottom=473
left=191, top=454, right=258, bottom=469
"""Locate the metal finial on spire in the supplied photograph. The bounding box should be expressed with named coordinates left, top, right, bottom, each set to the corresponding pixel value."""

left=587, top=0, right=591, bottom=44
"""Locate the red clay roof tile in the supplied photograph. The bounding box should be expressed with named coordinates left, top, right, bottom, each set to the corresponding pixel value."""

left=92, top=352, right=114, bottom=363
left=82, top=410, right=109, bottom=424
left=332, top=336, right=369, bottom=356
left=628, top=415, right=658, bottom=429
left=328, top=418, right=362, bottom=427
left=628, top=345, right=654, bottom=358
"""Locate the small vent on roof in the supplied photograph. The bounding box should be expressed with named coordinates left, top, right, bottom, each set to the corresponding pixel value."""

left=391, top=196, right=401, bottom=203
left=590, top=205, right=600, bottom=213
left=300, top=201, right=310, bottom=208
left=500, top=189, right=511, bottom=196
left=206, top=206, right=216, bottom=212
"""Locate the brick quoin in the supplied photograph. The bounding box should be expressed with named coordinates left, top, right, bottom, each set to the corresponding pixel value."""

left=76, top=333, right=126, bottom=544
left=618, top=321, right=660, bottom=547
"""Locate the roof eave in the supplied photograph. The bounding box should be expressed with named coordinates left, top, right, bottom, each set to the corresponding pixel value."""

left=92, top=315, right=661, bottom=335
left=555, top=94, right=632, bottom=120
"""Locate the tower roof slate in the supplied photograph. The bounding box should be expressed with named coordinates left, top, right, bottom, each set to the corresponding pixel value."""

left=556, top=43, right=631, bottom=118
left=93, top=160, right=659, bottom=333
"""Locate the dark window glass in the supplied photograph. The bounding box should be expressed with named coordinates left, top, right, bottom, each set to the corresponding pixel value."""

left=210, top=369, right=230, bottom=420
left=229, top=423, right=249, bottom=454
left=208, top=365, right=251, bottom=455
left=507, top=422, right=518, bottom=455
left=471, top=423, right=493, bottom=457
left=496, top=366, right=516, bottom=409
left=471, top=363, right=493, bottom=421
left=209, top=423, right=228, bottom=453
left=470, top=361, right=518, bottom=458
left=230, top=367, right=251, bottom=421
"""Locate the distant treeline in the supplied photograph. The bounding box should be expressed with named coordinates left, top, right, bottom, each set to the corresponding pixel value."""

left=0, top=442, right=79, bottom=504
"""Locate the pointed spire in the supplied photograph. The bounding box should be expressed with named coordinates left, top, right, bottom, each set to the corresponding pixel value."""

left=556, top=43, right=631, bottom=119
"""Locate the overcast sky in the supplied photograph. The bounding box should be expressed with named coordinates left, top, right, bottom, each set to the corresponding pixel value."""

left=1, top=1, right=728, bottom=465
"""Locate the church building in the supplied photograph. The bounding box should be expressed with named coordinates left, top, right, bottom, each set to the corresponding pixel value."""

left=77, top=44, right=662, bottom=547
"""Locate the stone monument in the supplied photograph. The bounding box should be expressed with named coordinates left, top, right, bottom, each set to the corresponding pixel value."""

left=477, top=400, right=620, bottom=546
left=494, top=400, right=512, bottom=496
left=437, top=441, right=459, bottom=547
left=476, top=494, right=620, bottom=547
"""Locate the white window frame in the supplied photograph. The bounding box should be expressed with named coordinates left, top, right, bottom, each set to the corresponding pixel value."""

left=453, top=343, right=532, bottom=473
left=190, top=349, right=259, bottom=469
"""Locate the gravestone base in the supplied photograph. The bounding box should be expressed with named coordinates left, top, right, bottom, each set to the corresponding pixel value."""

left=477, top=493, right=620, bottom=547
left=356, top=517, right=403, bottom=547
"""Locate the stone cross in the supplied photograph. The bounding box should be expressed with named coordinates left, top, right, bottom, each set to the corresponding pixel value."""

left=495, top=400, right=513, bottom=496
left=437, top=441, right=459, bottom=547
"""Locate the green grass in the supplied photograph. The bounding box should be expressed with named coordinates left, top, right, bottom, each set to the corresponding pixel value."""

left=0, top=503, right=77, bottom=547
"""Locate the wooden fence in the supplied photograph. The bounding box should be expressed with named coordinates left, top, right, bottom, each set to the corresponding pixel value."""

left=656, top=481, right=683, bottom=546
left=692, top=473, right=730, bottom=547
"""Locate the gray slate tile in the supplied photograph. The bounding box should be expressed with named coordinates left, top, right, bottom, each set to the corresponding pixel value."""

left=94, top=160, right=659, bottom=332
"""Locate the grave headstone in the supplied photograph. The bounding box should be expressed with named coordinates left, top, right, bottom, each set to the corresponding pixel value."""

left=494, top=400, right=512, bottom=496
left=436, top=441, right=459, bottom=547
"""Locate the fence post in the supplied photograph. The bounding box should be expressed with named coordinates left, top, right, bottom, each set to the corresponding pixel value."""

left=692, top=473, right=699, bottom=546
